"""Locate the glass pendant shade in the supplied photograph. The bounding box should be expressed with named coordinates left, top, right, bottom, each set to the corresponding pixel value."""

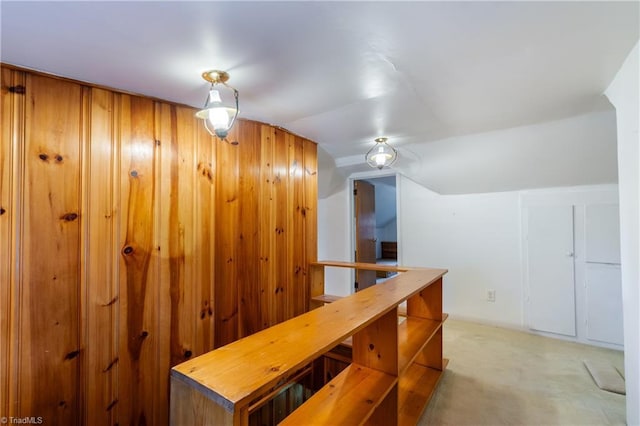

left=366, top=137, right=398, bottom=169
left=195, top=70, right=239, bottom=139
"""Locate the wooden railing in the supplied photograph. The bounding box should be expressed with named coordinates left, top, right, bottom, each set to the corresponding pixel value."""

left=170, top=261, right=448, bottom=425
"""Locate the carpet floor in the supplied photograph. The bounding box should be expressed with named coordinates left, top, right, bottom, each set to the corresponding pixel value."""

left=419, top=319, right=626, bottom=425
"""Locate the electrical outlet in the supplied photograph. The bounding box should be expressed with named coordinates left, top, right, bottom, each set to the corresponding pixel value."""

left=487, top=289, right=496, bottom=302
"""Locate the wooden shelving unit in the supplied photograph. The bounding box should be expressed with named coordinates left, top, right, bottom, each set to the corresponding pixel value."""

left=170, top=262, right=447, bottom=426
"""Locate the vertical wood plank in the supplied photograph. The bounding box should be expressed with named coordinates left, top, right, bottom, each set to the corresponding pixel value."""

left=406, top=278, right=442, bottom=320
left=1, top=66, right=320, bottom=425
left=0, top=66, right=25, bottom=420
left=352, top=309, right=399, bottom=375
left=191, top=109, right=216, bottom=355
left=308, top=264, right=325, bottom=310
left=82, top=87, right=117, bottom=426
left=259, top=125, right=276, bottom=329
left=237, top=121, right=261, bottom=338
left=303, top=140, right=318, bottom=313
left=415, top=328, right=443, bottom=370
left=287, top=135, right=305, bottom=318
left=0, top=68, right=10, bottom=419
left=407, top=279, right=443, bottom=370
left=214, top=129, right=239, bottom=347
left=170, top=378, right=233, bottom=425
left=19, top=73, right=82, bottom=424
left=272, top=129, right=289, bottom=325
left=117, top=94, right=158, bottom=425
left=367, top=384, right=398, bottom=426
left=155, top=101, right=184, bottom=426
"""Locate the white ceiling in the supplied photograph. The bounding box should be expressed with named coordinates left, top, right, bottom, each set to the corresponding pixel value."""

left=1, top=1, right=638, bottom=194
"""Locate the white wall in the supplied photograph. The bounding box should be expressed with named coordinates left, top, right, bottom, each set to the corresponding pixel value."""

left=398, top=176, right=524, bottom=328
left=320, top=176, right=622, bottom=342
left=397, top=176, right=622, bottom=340
left=317, top=181, right=353, bottom=296
left=605, top=41, right=639, bottom=426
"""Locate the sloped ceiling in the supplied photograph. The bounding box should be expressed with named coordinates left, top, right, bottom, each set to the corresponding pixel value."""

left=1, top=1, right=638, bottom=196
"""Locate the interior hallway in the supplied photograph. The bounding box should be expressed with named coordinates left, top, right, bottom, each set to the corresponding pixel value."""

left=420, top=320, right=626, bottom=425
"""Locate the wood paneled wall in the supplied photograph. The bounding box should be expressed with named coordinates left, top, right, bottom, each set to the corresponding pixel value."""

left=0, top=66, right=317, bottom=426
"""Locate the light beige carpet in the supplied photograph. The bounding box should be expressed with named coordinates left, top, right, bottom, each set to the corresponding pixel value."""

left=419, top=319, right=626, bottom=426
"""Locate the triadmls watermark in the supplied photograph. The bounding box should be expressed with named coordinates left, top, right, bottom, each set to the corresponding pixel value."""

left=0, top=417, right=44, bottom=425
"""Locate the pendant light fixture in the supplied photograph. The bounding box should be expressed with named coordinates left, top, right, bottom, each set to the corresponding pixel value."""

left=195, top=70, right=239, bottom=141
left=365, top=137, right=398, bottom=169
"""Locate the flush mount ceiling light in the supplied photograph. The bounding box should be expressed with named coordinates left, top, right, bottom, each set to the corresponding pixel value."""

left=195, top=70, right=239, bottom=142
left=365, top=137, right=398, bottom=169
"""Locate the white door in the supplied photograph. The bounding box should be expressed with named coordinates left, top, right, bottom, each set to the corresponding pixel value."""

left=585, top=263, right=624, bottom=345
left=527, top=205, right=576, bottom=336
left=584, top=203, right=623, bottom=345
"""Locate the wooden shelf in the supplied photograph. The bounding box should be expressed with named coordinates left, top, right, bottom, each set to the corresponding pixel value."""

left=170, top=262, right=447, bottom=426
left=280, top=364, right=397, bottom=426
left=310, top=260, right=411, bottom=273
left=398, top=360, right=449, bottom=426
left=398, top=317, right=442, bottom=374
left=311, top=294, right=343, bottom=304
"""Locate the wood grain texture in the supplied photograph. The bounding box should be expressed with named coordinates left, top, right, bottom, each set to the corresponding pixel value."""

left=415, top=327, right=443, bottom=370
left=191, top=108, right=216, bottom=356
left=272, top=128, right=289, bottom=326
left=407, top=277, right=442, bottom=320
left=287, top=135, right=304, bottom=319
left=237, top=121, right=261, bottom=338
left=305, top=262, right=448, bottom=426
left=20, top=73, right=82, bottom=425
left=0, top=67, right=25, bottom=421
left=259, top=125, right=276, bottom=330
left=397, top=317, right=441, bottom=374
left=397, top=361, right=447, bottom=426
left=171, top=268, right=446, bottom=409
left=81, top=87, right=118, bottom=426
left=352, top=309, right=399, bottom=375
left=354, top=180, right=377, bottom=291
left=280, top=364, right=397, bottom=426
left=303, top=139, right=318, bottom=314
left=170, top=378, right=234, bottom=426
left=308, top=264, right=325, bottom=310
left=117, top=94, right=159, bottom=426
left=214, top=126, right=239, bottom=348
left=367, top=383, right=398, bottom=426
left=1, top=65, right=318, bottom=426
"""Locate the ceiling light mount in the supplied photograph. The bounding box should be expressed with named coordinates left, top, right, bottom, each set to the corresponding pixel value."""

left=201, top=70, right=230, bottom=84
left=196, top=69, right=239, bottom=142
left=366, top=137, right=398, bottom=169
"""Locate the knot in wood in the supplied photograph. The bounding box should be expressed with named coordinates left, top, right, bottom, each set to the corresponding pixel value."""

left=64, top=350, right=80, bottom=360
left=8, top=85, right=26, bottom=94
left=61, top=212, right=78, bottom=222
left=122, top=246, right=134, bottom=255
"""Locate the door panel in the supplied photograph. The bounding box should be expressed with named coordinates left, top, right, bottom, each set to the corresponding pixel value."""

left=527, top=205, right=576, bottom=336
left=585, top=204, right=621, bottom=264
left=354, top=180, right=376, bottom=291
left=586, top=264, right=624, bottom=345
